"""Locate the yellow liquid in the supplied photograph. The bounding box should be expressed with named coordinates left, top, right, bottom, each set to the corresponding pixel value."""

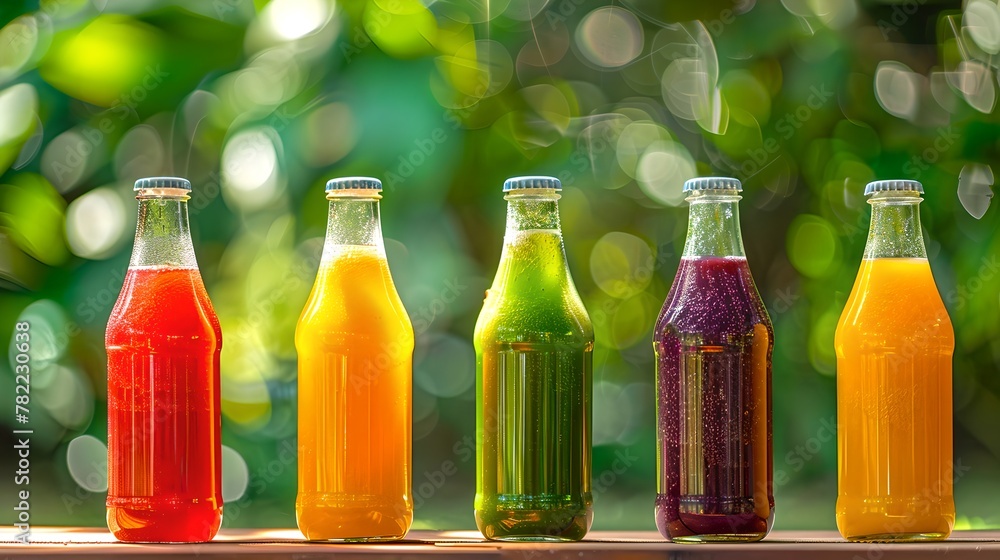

left=835, top=258, right=954, bottom=541
left=295, top=246, right=414, bottom=541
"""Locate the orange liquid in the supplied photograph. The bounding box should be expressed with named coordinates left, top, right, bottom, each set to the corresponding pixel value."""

left=295, top=246, right=413, bottom=541
left=835, top=258, right=954, bottom=541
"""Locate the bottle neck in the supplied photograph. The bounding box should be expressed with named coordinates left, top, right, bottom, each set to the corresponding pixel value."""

left=682, top=191, right=746, bottom=258
left=504, top=191, right=562, bottom=236
left=864, top=193, right=926, bottom=259
left=322, top=196, right=384, bottom=263
left=494, top=191, right=574, bottom=297
left=129, top=195, right=197, bottom=268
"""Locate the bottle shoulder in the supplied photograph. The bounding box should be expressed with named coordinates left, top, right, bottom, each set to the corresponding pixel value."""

left=654, top=290, right=771, bottom=338
left=835, top=258, right=953, bottom=345
left=106, top=267, right=219, bottom=348
left=475, top=292, right=593, bottom=344
left=297, top=266, right=413, bottom=343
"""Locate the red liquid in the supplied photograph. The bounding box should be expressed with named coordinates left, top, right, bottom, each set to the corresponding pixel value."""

left=654, top=257, right=773, bottom=541
left=105, top=266, right=223, bottom=542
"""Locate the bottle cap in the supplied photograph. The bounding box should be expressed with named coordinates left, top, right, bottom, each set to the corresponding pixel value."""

left=864, top=179, right=923, bottom=195
left=682, top=177, right=742, bottom=192
left=134, top=177, right=192, bottom=191
left=325, top=176, right=382, bottom=192
left=503, top=176, right=561, bottom=192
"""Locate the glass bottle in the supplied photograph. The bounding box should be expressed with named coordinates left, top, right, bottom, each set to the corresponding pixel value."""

left=474, top=176, right=594, bottom=541
left=653, top=176, right=774, bottom=542
left=835, top=179, right=954, bottom=541
left=105, top=177, right=223, bottom=542
left=295, top=177, right=414, bottom=541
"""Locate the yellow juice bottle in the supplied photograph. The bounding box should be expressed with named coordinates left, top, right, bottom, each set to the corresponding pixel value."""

left=835, top=180, right=954, bottom=541
left=295, top=177, right=413, bottom=541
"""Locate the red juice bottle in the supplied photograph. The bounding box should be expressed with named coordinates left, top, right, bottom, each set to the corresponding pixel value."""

left=105, top=177, right=223, bottom=542
left=653, top=177, right=774, bottom=542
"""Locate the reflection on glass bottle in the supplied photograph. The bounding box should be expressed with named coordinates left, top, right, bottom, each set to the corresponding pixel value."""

left=106, top=177, right=223, bottom=543
left=296, top=177, right=413, bottom=541
left=474, top=176, right=594, bottom=542
left=654, top=177, right=774, bottom=543
left=835, top=180, right=954, bottom=541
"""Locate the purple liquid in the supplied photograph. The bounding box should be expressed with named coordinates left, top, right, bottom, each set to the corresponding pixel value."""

left=654, top=256, right=773, bottom=541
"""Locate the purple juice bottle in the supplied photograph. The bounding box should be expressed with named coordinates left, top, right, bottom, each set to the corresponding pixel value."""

left=653, top=177, right=774, bottom=542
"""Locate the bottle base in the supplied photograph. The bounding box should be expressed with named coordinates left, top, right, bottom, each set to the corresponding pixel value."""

left=669, top=532, right=768, bottom=543
left=475, top=498, right=592, bottom=542
left=484, top=534, right=586, bottom=543
left=304, top=534, right=406, bottom=543
left=107, top=500, right=222, bottom=543
left=836, top=497, right=954, bottom=542
left=843, top=532, right=950, bottom=543
left=655, top=495, right=773, bottom=543
left=296, top=494, right=411, bottom=542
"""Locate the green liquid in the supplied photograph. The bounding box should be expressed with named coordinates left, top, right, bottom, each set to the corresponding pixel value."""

left=474, top=229, right=594, bottom=541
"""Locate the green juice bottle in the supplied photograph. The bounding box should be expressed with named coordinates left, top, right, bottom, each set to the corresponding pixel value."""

left=474, top=176, right=594, bottom=541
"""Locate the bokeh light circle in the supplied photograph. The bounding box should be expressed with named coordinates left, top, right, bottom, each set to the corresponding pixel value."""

left=0, top=83, right=37, bottom=147
left=965, top=0, right=1000, bottom=55
left=115, top=125, right=166, bottom=183
left=66, top=187, right=127, bottom=260
left=42, top=365, right=94, bottom=429
left=415, top=334, right=475, bottom=398
left=635, top=140, right=696, bottom=207
left=66, top=435, right=108, bottom=493
left=874, top=61, right=919, bottom=120
left=0, top=16, right=39, bottom=81
left=787, top=214, right=840, bottom=278
left=221, top=445, right=250, bottom=503
left=221, top=127, right=282, bottom=211
left=302, top=102, right=357, bottom=166
left=616, top=121, right=669, bottom=177
left=504, top=0, right=551, bottom=21
left=12, top=299, right=69, bottom=384
left=589, top=232, right=655, bottom=299
left=610, top=293, right=657, bottom=349
left=957, top=163, right=994, bottom=220
left=262, top=0, right=329, bottom=41
left=41, top=130, right=92, bottom=192
left=576, top=7, right=644, bottom=69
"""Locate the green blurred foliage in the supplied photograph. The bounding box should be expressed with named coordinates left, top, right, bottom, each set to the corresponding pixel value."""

left=0, top=0, right=999, bottom=533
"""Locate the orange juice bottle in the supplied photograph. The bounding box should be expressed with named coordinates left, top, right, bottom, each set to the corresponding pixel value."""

left=835, top=179, right=954, bottom=541
left=295, top=177, right=414, bottom=541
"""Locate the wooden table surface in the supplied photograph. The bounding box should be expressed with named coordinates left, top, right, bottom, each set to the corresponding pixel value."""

left=4, top=528, right=1000, bottom=558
